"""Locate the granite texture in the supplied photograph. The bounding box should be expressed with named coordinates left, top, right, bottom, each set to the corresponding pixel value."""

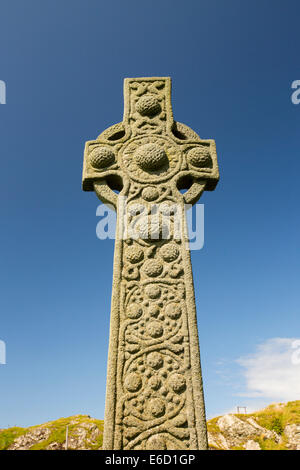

left=82, top=77, right=219, bottom=450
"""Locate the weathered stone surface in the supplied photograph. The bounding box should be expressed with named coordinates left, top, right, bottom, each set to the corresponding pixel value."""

left=218, top=415, right=257, bottom=437
left=217, top=414, right=263, bottom=447
left=5, top=415, right=103, bottom=450
left=8, top=427, right=51, bottom=450
left=246, top=417, right=280, bottom=442
left=284, top=424, right=300, bottom=450
left=207, top=432, right=230, bottom=450
left=82, top=77, right=219, bottom=450
left=216, top=414, right=281, bottom=448
left=244, top=440, right=261, bottom=450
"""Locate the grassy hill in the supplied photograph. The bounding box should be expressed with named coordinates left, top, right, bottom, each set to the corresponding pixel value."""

left=0, top=415, right=103, bottom=450
left=207, top=400, right=300, bottom=450
left=0, top=401, right=299, bottom=450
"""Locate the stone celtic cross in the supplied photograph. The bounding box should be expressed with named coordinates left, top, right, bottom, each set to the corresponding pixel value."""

left=82, top=77, right=219, bottom=450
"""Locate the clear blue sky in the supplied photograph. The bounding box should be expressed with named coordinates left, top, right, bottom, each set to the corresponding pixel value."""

left=0, top=0, right=299, bottom=427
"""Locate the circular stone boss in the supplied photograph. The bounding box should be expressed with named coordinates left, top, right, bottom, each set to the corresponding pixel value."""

left=160, top=243, right=179, bottom=262
left=165, top=302, right=182, bottom=319
left=143, top=259, right=163, bottom=277
left=124, top=373, right=143, bottom=392
left=147, top=398, right=166, bottom=418
left=90, top=146, right=115, bottom=169
left=148, top=376, right=161, bottom=390
left=146, top=320, right=164, bottom=338
left=126, top=304, right=143, bottom=319
left=142, top=186, right=159, bottom=201
left=187, top=146, right=212, bottom=168
left=135, top=94, right=161, bottom=116
left=145, top=284, right=161, bottom=299
left=121, top=136, right=181, bottom=183
left=125, top=246, right=144, bottom=264
left=135, top=143, right=168, bottom=171
left=168, top=373, right=186, bottom=393
left=146, top=352, right=163, bottom=369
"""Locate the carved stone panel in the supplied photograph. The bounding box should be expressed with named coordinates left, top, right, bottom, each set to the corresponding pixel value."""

left=82, top=77, right=219, bottom=450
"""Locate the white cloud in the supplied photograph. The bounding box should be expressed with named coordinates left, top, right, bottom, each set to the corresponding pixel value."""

left=237, top=338, right=300, bottom=401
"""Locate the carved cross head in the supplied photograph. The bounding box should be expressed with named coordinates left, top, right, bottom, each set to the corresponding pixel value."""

left=82, top=77, right=219, bottom=211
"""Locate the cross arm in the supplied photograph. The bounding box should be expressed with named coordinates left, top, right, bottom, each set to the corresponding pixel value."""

left=82, top=130, right=127, bottom=209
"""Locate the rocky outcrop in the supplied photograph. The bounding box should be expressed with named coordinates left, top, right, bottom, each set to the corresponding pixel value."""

left=218, top=415, right=260, bottom=442
left=284, top=424, right=300, bottom=450
left=1, top=401, right=299, bottom=450
left=1, top=415, right=103, bottom=451
left=65, top=423, right=101, bottom=450
left=207, top=401, right=300, bottom=450
left=215, top=414, right=280, bottom=447
left=9, top=427, right=51, bottom=450
left=208, top=432, right=230, bottom=450
left=244, top=440, right=261, bottom=450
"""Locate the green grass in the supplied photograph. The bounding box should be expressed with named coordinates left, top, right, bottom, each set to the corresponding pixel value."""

left=1, top=401, right=299, bottom=450
left=253, top=401, right=300, bottom=433
left=206, top=400, right=300, bottom=450
left=0, top=427, right=27, bottom=450
left=257, top=436, right=288, bottom=451
left=0, top=415, right=104, bottom=451
left=207, top=417, right=222, bottom=435
left=30, top=426, right=71, bottom=450
left=31, top=416, right=104, bottom=450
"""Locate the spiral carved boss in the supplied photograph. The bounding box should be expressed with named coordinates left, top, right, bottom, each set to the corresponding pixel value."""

left=82, top=77, right=219, bottom=450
